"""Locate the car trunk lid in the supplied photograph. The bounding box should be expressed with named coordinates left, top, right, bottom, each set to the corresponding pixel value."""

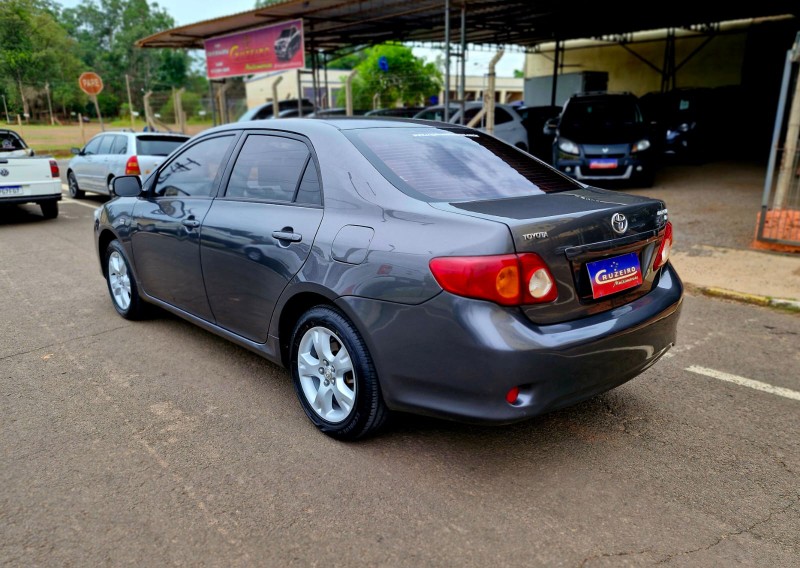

left=431, top=187, right=669, bottom=324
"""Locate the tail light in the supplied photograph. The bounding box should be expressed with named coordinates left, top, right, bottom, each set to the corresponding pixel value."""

left=653, top=222, right=673, bottom=270
left=49, top=160, right=59, bottom=178
left=125, top=155, right=141, bottom=175
left=429, top=253, right=558, bottom=306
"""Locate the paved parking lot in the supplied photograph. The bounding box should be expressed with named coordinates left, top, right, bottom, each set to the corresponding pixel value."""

left=1, top=173, right=798, bottom=566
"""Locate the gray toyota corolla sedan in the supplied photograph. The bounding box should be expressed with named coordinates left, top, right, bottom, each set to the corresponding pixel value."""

left=95, top=118, right=682, bottom=440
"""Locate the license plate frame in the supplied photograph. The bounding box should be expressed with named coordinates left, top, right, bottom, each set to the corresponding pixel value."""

left=588, top=159, right=618, bottom=170
left=586, top=252, right=643, bottom=299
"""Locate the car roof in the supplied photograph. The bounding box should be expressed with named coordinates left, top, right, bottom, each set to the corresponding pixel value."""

left=206, top=117, right=462, bottom=137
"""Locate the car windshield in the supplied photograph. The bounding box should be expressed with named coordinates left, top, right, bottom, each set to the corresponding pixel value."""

left=562, top=98, right=642, bottom=130
left=136, top=136, right=188, bottom=156
left=279, top=29, right=292, bottom=38
left=345, top=127, right=579, bottom=202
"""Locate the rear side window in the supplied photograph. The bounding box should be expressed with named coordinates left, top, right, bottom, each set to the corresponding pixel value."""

left=345, top=127, right=579, bottom=202
left=111, top=135, right=128, bottom=155
left=97, top=135, right=115, bottom=155
left=136, top=136, right=188, bottom=156
left=0, top=132, right=25, bottom=151
left=154, top=135, right=235, bottom=198
left=225, top=134, right=313, bottom=203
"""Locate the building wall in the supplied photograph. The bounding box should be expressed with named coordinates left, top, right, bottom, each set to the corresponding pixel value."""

left=524, top=29, right=749, bottom=96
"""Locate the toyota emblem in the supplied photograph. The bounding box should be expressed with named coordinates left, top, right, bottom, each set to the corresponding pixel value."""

left=611, top=213, right=628, bottom=234
left=0, top=168, right=8, bottom=177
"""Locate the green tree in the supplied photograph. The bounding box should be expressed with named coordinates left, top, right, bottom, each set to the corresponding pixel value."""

left=0, top=0, right=83, bottom=116
left=61, top=0, right=191, bottom=115
left=337, top=44, right=442, bottom=108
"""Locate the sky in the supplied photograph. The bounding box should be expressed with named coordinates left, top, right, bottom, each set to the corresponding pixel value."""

left=56, top=0, right=525, bottom=77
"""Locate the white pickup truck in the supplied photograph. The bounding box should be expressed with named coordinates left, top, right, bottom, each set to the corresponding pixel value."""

left=0, top=129, right=62, bottom=219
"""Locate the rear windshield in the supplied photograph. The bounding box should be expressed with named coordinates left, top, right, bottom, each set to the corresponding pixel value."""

left=0, top=132, right=26, bottom=152
left=562, top=98, right=643, bottom=129
left=136, top=136, right=188, bottom=156
left=344, top=127, right=579, bottom=202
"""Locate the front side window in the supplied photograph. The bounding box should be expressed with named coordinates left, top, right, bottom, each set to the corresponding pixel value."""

left=83, top=137, right=102, bottom=155
left=346, top=127, right=579, bottom=202
left=153, top=135, right=235, bottom=198
left=225, top=135, right=312, bottom=202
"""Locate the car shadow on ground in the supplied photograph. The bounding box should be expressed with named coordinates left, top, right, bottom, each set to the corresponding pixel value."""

left=0, top=205, right=53, bottom=225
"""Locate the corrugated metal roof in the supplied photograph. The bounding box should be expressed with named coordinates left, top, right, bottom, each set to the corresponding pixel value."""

left=136, top=0, right=798, bottom=51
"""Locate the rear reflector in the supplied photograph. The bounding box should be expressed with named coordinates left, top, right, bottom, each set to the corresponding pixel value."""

left=506, top=386, right=520, bottom=404
left=125, top=155, right=141, bottom=176
left=429, top=253, right=557, bottom=306
left=49, top=160, right=59, bottom=178
left=654, top=222, right=673, bottom=270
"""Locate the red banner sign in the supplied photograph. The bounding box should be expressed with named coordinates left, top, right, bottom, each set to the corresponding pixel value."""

left=204, top=20, right=305, bottom=80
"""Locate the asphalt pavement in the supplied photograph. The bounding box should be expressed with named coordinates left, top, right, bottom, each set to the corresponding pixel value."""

left=1, top=165, right=799, bottom=566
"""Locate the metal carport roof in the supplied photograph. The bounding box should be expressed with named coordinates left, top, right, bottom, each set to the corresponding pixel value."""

left=136, top=0, right=798, bottom=51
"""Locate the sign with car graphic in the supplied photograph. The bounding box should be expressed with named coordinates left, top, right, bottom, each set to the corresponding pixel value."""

left=204, top=19, right=305, bottom=80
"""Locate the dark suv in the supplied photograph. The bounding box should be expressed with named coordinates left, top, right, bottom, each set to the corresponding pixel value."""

left=546, top=93, right=657, bottom=187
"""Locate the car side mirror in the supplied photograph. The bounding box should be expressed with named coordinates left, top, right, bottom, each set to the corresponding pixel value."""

left=70, top=147, right=81, bottom=155
left=543, top=117, right=559, bottom=136
left=112, top=175, right=142, bottom=197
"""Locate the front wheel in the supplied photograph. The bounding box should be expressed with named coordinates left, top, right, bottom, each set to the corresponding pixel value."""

left=105, top=240, right=147, bottom=320
left=290, top=306, right=388, bottom=440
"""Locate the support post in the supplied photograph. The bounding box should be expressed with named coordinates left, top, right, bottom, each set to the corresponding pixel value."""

left=774, top=46, right=800, bottom=209
left=175, top=87, right=186, bottom=133
left=443, top=0, right=451, bottom=121
left=93, top=95, right=104, bottom=131
left=1, top=95, right=8, bottom=123
left=296, top=70, right=303, bottom=116
left=143, top=90, right=156, bottom=131
left=44, top=82, right=55, bottom=125
left=78, top=113, right=85, bottom=144
left=209, top=80, right=217, bottom=127
left=486, top=50, right=504, bottom=135
left=125, top=74, right=135, bottom=129
left=323, top=52, right=330, bottom=109
left=345, top=69, right=358, bottom=116
left=550, top=40, right=560, bottom=107
left=459, top=2, right=467, bottom=124
left=272, top=75, right=283, bottom=119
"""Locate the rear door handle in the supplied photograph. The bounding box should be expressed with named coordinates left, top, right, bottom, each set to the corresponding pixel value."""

left=272, top=230, right=302, bottom=243
left=182, top=218, right=200, bottom=229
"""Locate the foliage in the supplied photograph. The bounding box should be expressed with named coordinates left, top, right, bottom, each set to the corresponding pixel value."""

left=336, top=44, right=442, bottom=108
left=0, top=0, right=84, bottom=114
left=327, top=48, right=369, bottom=70
left=158, top=91, right=203, bottom=120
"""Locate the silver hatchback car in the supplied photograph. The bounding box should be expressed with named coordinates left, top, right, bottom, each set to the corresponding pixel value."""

left=67, top=131, right=189, bottom=198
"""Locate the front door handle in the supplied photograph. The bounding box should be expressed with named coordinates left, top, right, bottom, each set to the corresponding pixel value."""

left=272, top=230, right=302, bottom=243
left=182, top=218, right=200, bottom=229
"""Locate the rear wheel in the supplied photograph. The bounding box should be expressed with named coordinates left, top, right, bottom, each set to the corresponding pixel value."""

left=290, top=306, right=388, bottom=440
left=40, top=200, right=58, bottom=219
left=67, top=171, right=84, bottom=199
left=105, top=240, right=147, bottom=320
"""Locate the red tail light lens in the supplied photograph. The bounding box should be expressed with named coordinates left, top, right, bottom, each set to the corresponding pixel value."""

left=125, top=155, right=141, bottom=176
left=429, top=253, right=557, bottom=306
left=653, top=222, right=673, bottom=270
left=49, top=160, right=59, bottom=178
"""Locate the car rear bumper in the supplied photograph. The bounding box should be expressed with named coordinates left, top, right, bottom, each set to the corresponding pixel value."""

left=336, top=263, right=683, bottom=424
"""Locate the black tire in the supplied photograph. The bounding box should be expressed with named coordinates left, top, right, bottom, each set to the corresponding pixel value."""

left=104, top=240, right=147, bottom=320
left=290, top=305, right=388, bottom=440
left=39, top=200, right=58, bottom=219
left=67, top=171, right=85, bottom=199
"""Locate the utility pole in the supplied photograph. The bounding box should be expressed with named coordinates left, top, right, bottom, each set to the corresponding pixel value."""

left=1, top=95, right=9, bottom=123
left=125, top=74, right=135, bottom=129
left=44, top=82, right=55, bottom=125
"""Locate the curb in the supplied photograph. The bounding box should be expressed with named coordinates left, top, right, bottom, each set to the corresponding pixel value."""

left=688, top=284, right=800, bottom=313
